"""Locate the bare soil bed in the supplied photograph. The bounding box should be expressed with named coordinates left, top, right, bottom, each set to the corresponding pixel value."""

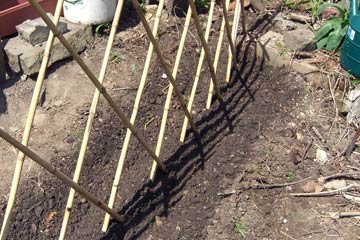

left=1, top=2, right=360, bottom=240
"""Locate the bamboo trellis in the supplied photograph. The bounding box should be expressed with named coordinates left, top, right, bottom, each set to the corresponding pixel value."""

left=0, top=0, right=246, bottom=238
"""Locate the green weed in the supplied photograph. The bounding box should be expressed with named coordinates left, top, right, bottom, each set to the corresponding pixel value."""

left=233, top=219, right=247, bottom=239
left=95, top=22, right=111, bottom=36
left=196, top=0, right=210, bottom=9
left=276, top=42, right=288, bottom=56
left=288, top=171, right=296, bottom=181
left=111, top=51, right=122, bottom=63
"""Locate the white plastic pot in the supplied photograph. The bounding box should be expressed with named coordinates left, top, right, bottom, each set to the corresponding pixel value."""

left=63, top=0, right=117, bottom=24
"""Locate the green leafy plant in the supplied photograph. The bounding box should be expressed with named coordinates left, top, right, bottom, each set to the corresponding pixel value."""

left=233, top=219, right=247, bottom=239
left=95, top=22, right=111, bottom=36
left=314, top=3, right=349, bottom=51
left=196, top=0, right=210, bottom=9
left=351, top=78, right=360, bottom=87
left=306, top=0, right=324, bottom=22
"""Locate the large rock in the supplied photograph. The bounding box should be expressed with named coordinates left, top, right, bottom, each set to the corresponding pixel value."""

left=4, top=19, right=92, bottom=76
left=283, top=28, right=316, bottom=51
left=256, top=31, right=321, bottom=83
left=16, top=13, right=68, bottom=45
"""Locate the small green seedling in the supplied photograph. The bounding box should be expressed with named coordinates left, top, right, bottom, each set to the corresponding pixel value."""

left=233, top=218, right=247, bottom=239
left=95, top=22, right=111, bottom=36
left=111, top=51, right=122, bottom=63
left=276, top=42, right=288, bottom=56
left=130, top=64, right=136, bottom=73
left=288, top=172, right=296, bottom=181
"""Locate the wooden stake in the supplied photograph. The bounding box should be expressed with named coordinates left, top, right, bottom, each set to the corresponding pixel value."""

left=131, top=0, right=198, bottom=136
left=59, top=1, right=125, bottom=239
left=149, top=6, right=193, bottom=181
left=222, top=0, right=241, bottom=83
left=27, top=0, right=168, bottom=174
left=0, top=128, right=124, bottom=223
left=206, top=0, right=230, bottom=109
left=188, top=0, right=223, bottom=102
left=179, top=0, right=216, bottom=142
left=240, top=0, right=247, bottom=33
left=102, top=0, right=166, bottom=232
left=0, top=1, right=64, bottom=239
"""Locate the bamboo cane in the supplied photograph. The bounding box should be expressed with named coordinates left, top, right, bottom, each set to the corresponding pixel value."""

left=0, top=1, right=64, bottom=239
left=59, top=1, right=125, bottom=239
left=240, top=0, right=247, bottom=33
left=27, top=0, right=168, bottom=174
left=179, top=0, right=216, bottom=142
left=188, top=0, right=223, bottom=103
left=101, top=0, right=166, bottom=232
left=131, top=0, right=199, bottom=136
left=149, top=6, right=193, bottom=182
left=206, top=0, right=230, bottom=109
left=225, top=0, right=241, bottom=83
left=0, top=128, right=124, bottom=223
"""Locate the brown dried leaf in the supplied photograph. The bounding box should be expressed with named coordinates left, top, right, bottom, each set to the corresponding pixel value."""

left=44, top=211, right=57, bottom=225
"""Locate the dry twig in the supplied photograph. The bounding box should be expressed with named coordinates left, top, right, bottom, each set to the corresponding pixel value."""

left=254, top=177, right=311, bottom=189
left=321, top=172, right=360, bottom=182
left=291, top=185, right=354, bottom=197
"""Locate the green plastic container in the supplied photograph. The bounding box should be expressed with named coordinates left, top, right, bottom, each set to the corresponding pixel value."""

left=341, top=0, right=360, bottom=77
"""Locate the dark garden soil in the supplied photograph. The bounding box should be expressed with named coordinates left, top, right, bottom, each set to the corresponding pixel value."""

left=1, top=2, right=360, bottom=240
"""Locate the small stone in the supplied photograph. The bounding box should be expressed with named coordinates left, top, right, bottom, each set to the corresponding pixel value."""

left=283, top=218, right=288, bottom=224
left=34, top=206, right=43, bottom=217
left=149, top=98, right=156, bottom=104
left=80, top=198, right=87, bottom=204
left=315, top=148, right=328, bottom=163
left=31, top=223, right=37, bottom=232
left=48, top=198, right=55, bottom=209
left=296, top=132, right=303, bottom=141
left=65, top=136, right=76, bottom=144
left=161, top=73, right=167, bottom=79
left=52, top=100, right=64, bottom=107
left=324, top=180, right=347, bottom=190
left=155, top=216, right=163, bottom=226
left=21, top=74, right=28, bottom=81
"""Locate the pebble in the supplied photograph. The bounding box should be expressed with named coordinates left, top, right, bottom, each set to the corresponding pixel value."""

left=34, top=206, right=43, bottom=217
left=48, top=198, right=55, bottom=209
left=31, top=223, right=37, bottom=232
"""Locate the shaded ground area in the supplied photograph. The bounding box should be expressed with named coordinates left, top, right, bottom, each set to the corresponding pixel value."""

left=1, top=2, right=359, bottom=240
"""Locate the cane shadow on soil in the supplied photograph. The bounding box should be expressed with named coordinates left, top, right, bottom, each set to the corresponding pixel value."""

left=0, top=75, right=20, bottom=114
left=102, top=32, right=266, bottom=239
